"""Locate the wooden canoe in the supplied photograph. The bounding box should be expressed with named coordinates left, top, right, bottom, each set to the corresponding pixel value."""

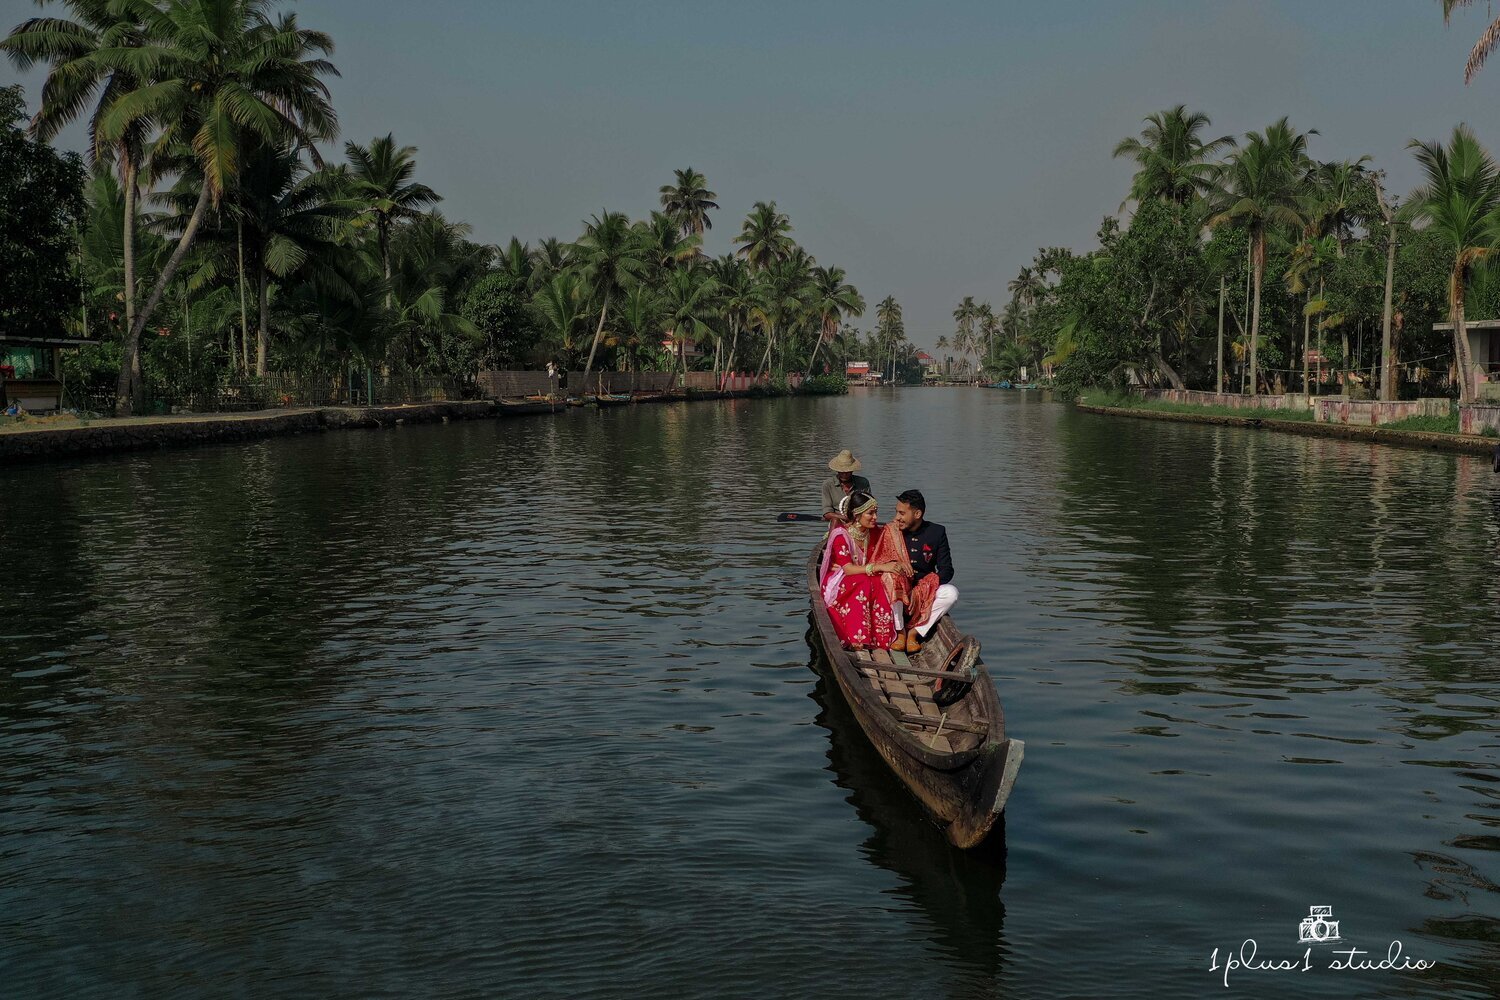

left=591, top=393, right=633, bottom=408
left=805, top=546, right=1023, bottom=848
left=496, top=398, right=561, bottom=416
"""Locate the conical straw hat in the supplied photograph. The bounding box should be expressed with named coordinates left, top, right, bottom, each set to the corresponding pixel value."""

left=828, top=449, right=862, bottom=472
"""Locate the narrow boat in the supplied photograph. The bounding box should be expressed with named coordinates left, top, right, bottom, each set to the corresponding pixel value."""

left=633, top=389, right=688, bottom=404
left=496, top=397, right=560, bottom=415
left=592, top=393, right=633, bottom=408
left=805, top=545, right=1024, bottom=848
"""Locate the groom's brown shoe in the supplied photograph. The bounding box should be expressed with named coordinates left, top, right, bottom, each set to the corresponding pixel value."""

left=893, top=630, right=913, bottom=654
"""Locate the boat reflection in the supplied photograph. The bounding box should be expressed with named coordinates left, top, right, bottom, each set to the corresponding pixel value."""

left=805, top=631, right=1010, bottom=977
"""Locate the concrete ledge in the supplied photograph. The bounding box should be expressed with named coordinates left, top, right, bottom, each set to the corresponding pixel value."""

left=1460, top=403, right=1500, bottom=436
left=1313, top=397, right=1450, bottom=425
left=0, top=390, right=788, bottom=463
left=1077, top=404, right=1497, bottom=456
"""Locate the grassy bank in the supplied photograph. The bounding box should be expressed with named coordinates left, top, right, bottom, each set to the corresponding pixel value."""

left=1380, top=412, right=1466, bottom=434
left=1078, top=389, right=1316, bottom=422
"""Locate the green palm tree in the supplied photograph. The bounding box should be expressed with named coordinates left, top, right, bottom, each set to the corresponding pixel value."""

left=1307, top=157, right=1373, bottom=252
left=211, top=142, right=356, bottom=374
left=344, top=134, right=439, bottom=307
left=661, top=266, right=720, bottom=378
left=636, top=211, right=701, bottom=273
left=385, top=211, right=481, bottom=374
left=529, top=237, right=571, bottom=292
left=659, top=167, right=718, bottom=239
left=611, top=283, right=664, bottom=372
left=875, top=295, right=903, bottom=381
left=977, top=302, right=1000, bottom=365
left=952, top=296, right=978, bottom=374
left=572, top=210, right=649, bottom=393
left=736, top=200, right=793, bottom=271
left=753, top=248, right=814, bottom=375
left=533, top=270, right=589, bottom=367
left=94, top=0, right=339, bottom=414
left=806, top=266, right=864, bottom=373
left=1113, top=104, right=1235, bottom=208
left=498, top=237, right=533, bottom=285
left=1209, top=117, right=1313, bottom=394
left=3, top=0, right=152, bottom=369
left=1284, top=233, right=1340, bottom=392
left=1408, top=124, right=1500, bottom=404
left=710, top=255, right=759, bottom=374
left=1007, top=266, right=1045, bottom=307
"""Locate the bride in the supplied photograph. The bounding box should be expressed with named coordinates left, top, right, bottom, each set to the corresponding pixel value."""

left=818, top=492, right=905, bottom=649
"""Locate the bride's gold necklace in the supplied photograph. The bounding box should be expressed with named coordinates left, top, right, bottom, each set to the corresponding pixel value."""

left=848, top=524, right=869, bottom=548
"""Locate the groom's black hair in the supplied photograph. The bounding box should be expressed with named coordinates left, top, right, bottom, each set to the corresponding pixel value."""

left=896, top=489, right=926, bottom=513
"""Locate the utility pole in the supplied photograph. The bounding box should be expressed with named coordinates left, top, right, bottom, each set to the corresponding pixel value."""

left=1216, top=275, right=1226, bottom=394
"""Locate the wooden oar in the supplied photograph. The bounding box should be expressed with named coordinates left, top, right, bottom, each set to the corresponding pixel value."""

left=776, top=512, right=826, bottom=523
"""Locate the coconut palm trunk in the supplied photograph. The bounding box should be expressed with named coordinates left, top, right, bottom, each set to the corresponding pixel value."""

left=115, top=183, right=213, bottom=415
left=807, top=329, right=825, bottom=374
left=256, top=269, right=270, bottom=377
left=1381, top=228, right=1397, bottom=401
left=121, top=157, right=138, bottom=368
left=1302, top=288, right=1312, bottom=392
left=237, top=218, right=250, bottom=374
left=578, top=291, right=612, bottom=396
left=1452, top=267, right=1476, bottom=404
left=1249, top=233, right=1264, bottom=396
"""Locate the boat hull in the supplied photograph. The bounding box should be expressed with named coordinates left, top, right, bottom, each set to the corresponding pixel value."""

left=805, top=548, right=1022, bottom=848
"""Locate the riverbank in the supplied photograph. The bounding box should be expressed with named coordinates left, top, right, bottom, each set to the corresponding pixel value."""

left=0, top=391, right=763, bottom=463
left=1077, top=402, right=1499, bottom=457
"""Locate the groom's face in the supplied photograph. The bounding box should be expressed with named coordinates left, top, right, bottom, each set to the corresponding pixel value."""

left=895, top=501, right=922, bottom=531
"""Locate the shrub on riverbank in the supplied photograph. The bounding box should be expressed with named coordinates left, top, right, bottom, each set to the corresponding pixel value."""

left=800, top=374, right=848, bottom=395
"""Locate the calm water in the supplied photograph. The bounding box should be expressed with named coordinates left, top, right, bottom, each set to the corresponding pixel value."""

left=3, top=391, right=1499, bottom=999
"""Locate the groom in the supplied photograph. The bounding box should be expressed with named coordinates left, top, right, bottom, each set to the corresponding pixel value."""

left=890, top=489, right=958, bottom=653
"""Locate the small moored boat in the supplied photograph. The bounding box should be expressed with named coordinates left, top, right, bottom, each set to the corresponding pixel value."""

left=805, top=545, right=1023, bottom=848
left=592, top=393, right=633, bottom=408
left=497, top=397, right=561, bottom=415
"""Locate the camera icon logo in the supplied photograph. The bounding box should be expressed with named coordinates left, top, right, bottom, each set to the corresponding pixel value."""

left=1298, top=905, right=1341, bottom=944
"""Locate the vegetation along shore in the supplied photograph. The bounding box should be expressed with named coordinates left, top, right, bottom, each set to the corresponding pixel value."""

left=1, top=0, right=926, bottom=425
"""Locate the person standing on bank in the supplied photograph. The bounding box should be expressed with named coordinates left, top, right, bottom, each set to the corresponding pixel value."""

left=821, top=450, right=871, bottom=525
left=889, top=489, right=958, bottom=653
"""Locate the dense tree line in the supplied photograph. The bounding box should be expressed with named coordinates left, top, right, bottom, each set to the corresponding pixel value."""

left=974, top=102, right=1500, bottom=403
left=2, top=0, right=873, bottom=415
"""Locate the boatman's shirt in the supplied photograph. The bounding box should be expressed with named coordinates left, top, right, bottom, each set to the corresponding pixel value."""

left=903, top=521, right=954, bottom=585
left=821, top=474, right=870, bottom=517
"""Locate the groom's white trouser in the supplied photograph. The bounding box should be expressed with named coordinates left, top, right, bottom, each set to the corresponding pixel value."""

left=893, top=583, right=959, bottom=637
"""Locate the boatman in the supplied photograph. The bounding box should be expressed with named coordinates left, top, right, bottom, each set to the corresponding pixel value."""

left=822, top=450, right=871, bottom=525
left=890, top=489, right=957, bottom=653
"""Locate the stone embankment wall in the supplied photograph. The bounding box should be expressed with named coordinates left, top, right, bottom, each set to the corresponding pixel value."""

left=1459, top=404, right=1500, bottom=435
left=1148, top=389, right=1303, bottom=411
left=1, top=400, right=496, bottom=463
left=475, top=370, right=796, bottom=396
left=1314, top=397, right=1449, bottom=426
left=477, top=371, right=681, bottom=397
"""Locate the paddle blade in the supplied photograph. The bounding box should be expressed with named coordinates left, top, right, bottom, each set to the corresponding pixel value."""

left=776, top=512, right=824, bottom=523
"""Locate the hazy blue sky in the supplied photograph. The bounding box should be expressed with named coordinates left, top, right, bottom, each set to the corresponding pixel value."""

left=5, top=0, right=1499, bottom=351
